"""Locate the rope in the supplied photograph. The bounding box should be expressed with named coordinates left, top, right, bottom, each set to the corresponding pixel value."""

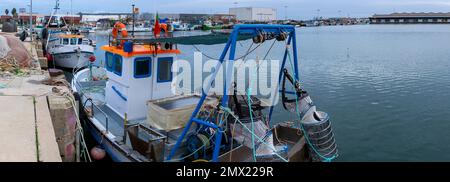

left=242, top=40, right=279, bottom=161
left=285, top=47, right=337, bottom=162
left=192, top=42, right=263, bottom=61
left=62, top=92, right=92, bottom=162
left=247, top=84, right=257, bottom=162
left=220, top=106, right=289, bottom=162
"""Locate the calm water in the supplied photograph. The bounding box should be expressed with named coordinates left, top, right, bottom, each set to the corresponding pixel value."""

left=90, top=25, right=450, bottom=162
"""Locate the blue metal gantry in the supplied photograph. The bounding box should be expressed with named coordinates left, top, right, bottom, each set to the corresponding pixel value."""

left=166, top=24, right=300, bottom=162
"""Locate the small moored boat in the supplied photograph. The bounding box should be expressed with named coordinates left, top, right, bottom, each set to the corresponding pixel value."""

left=47, top=34, right=94, bottom=69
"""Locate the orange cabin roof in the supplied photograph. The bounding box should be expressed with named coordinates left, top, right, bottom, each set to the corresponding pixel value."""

left=101, top=44, right=181, bottom=57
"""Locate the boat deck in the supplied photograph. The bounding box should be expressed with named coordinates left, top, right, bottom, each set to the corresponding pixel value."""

left=76, top=78, right=190, bottom=160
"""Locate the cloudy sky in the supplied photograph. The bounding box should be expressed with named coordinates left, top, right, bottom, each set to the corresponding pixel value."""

left=2, top=0, right=450, bottom=19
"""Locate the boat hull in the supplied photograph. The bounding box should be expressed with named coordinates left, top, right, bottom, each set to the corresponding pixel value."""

left=82, top=116, right=140, bottom=162
left=53, top=51, right=93, bottom=69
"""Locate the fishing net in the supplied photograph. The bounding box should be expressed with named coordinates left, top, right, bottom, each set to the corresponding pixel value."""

left=0, top=35, right=11, bottom=58
left=0, top=33, right=32, bottom=68
left=231, top=120, right=275, bottom=156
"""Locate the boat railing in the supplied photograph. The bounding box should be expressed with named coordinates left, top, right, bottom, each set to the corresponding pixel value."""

left=74, top=77, right=111, bottom=133
left=107, top=32, right=174, bottom=47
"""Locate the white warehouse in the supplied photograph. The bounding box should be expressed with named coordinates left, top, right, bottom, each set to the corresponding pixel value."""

left=229, top=7, right=277, bottom=22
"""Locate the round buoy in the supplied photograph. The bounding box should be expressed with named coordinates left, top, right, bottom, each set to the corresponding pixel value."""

left=90, top=146, right=106, bottom=161
left=89, top=55, right=96, bottom=63
left=46, top=53, right=53, bottom=62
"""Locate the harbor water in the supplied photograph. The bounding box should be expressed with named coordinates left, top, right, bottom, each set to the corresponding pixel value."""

left=89, top=25, right=450, bottom=162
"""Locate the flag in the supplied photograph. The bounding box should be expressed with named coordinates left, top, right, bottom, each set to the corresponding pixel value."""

left=154, top=12, right=161, bottom=37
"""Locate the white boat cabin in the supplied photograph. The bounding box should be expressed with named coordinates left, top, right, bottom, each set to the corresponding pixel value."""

left=101, top=43, right=180, bottom=121
left=48, top=34, right=90, bottom=48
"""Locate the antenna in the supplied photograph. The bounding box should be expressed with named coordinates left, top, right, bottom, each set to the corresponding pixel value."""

left=71, top=0, right=74, bottom=27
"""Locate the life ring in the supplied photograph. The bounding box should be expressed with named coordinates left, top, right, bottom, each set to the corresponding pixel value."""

left=154, top=23, right=169, bottom=34
left=112, top=22, right=128, bottom=47
left=160, top=23, right=168, bottom=33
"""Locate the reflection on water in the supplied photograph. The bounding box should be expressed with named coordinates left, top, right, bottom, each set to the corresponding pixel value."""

left=89, top=25, right=450, bottom=161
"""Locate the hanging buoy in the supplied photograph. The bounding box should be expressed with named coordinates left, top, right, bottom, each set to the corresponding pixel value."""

left=46, top=53, right=53, bottom=62
left=89, top=55, right=96, bottom=63
left=90, top=146, right=106, bottom=161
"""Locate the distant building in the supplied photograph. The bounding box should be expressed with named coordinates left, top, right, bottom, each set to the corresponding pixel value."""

left=44, top=15, right=81, bottom=25
left=158, top=13, right=181, bottom=20
left=179, top=14, right=208, bottom=24
left=139, top=13, right=180, bottom=21
left=229, top=7, right=277, bottom=22
left=138, top=13, right=235, bottom=25
left=370, top=12, right=450, bottom=24
left=0, top=14, right=44, bottom=25
left=79, top=13, right=133, bottom=23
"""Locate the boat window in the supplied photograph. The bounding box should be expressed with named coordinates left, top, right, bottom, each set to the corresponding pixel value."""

left=105, top=52, right=114, bottom=71
left=134, top=57, right=151, bottom=78
left=63, top=38, right=69, bottom=45
left=70, top=38, right=77, bottom=45
left=113, top=55, right=123, bottom=76
left=157, top=57, right=173, bottom=82
left=78, top=38, right=83, bottom=45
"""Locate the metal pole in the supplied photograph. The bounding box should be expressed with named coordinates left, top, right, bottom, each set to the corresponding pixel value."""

left=132, top=4, right=135, bottom=37
left=71, top=0, right=74, bottom=27
left=30, top=0, right=33, bottom=42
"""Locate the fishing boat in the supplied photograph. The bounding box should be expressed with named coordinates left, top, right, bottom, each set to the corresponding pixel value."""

left=131, top=22, right=152, bottom=32
left=47, top=34, right=94, bottom=69
left=71, top=24, right=338, bottom=162
left=40, top=0, right=95, bottom=69
left=202, top=20, right=223, bottom=31
left=174, top=23, right=191, bottom=31
left=80, top=26, right=96, bottom=34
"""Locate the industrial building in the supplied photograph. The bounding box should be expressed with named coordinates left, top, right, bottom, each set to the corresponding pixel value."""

left=79, top=13, right=132, bottom=23
left=1, top=14, right=41, bottom=24
left=229, top=7, right=277, bottom=22
left=370, top=12, right=450, bottom=24
left=139, top=13, right=235, bottom=25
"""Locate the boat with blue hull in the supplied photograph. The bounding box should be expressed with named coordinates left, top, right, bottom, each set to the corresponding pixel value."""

left=71, top=24, right=338, bottom=162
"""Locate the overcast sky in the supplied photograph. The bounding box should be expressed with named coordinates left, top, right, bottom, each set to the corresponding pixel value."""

left=2, top=0, right=450, bottom=19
